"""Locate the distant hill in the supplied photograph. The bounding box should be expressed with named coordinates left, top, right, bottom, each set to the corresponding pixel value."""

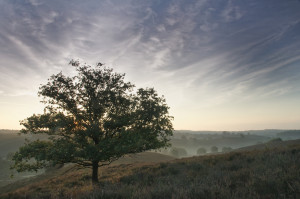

left=174, top=129, right=288, bottom=136
left=277, top=130, right=300, bottom=140
left=166, top=130, right=272, bottom=157
left=0, top=130, right=50, bottom=188
left=0, top=130, right=49, bottom=158
left=0, top=130, right=24, bottom=158
left=235, top=138, right=300, bottom=152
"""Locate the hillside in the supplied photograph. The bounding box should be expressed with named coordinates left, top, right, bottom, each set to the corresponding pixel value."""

left=1, top=139, right=299, bottom=199
left=0, top=152, right=175, bottom=195
left=235, top=138, right=300, bottom=152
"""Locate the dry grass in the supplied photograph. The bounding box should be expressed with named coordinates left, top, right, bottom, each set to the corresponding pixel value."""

left=1, top=141, right=300, bottom=199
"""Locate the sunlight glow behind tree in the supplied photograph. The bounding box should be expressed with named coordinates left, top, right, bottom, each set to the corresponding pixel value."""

left=12, top=60, right=173, bottom=184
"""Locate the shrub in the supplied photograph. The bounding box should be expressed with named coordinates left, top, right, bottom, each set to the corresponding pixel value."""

left=197, top=147, right=207, bottom=155
left=170, top=147, right=188, bottom=157
left=211, top=146, right=218, bottom=153
left=222, top=147, right=232, bottom=153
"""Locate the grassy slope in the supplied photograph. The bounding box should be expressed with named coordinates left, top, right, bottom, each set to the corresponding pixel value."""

left=1, top=140, right=300, bottom=199
left=0, top=152, right=175, bottom=196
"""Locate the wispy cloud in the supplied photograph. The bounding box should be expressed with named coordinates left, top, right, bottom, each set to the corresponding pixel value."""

left=221, top=0, right=244, bottom=22
left=0, top=0, right=300, bottom=129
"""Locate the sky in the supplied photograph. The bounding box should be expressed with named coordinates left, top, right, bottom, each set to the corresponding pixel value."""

left=0, top=0, right=300, bottom=131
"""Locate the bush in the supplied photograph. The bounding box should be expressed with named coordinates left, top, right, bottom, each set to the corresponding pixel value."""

left=211, top=146, right=218, bottom=153
left=268, top=138, right=283, bottom=143
left=222, top=147, right=232, bottom=153
left=170, top=147, right=188, bottom=157
left=197, top=147, right=207, bottom=155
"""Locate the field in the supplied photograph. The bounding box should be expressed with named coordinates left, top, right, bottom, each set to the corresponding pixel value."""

left=1, top=139, right=299, bottom=199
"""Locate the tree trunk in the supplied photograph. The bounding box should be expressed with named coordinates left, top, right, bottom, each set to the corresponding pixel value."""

left=92, top=161, right=99, bottom=185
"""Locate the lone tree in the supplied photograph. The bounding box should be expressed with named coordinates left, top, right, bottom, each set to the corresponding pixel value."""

left=12, top=60, right=173, bottom=184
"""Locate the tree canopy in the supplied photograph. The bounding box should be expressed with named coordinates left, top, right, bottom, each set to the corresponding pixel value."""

left=12, top=60, right=173, bottom=183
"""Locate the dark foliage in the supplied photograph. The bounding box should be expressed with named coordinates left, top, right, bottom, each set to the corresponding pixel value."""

left=11, top=61, right=173, bottom=183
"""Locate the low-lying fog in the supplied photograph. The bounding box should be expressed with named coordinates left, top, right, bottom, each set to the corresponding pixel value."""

left=158, top=129, right=300, bottom=158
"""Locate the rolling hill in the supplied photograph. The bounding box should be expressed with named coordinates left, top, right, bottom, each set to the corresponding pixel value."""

left=1, top=139, right=299, bottom=199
